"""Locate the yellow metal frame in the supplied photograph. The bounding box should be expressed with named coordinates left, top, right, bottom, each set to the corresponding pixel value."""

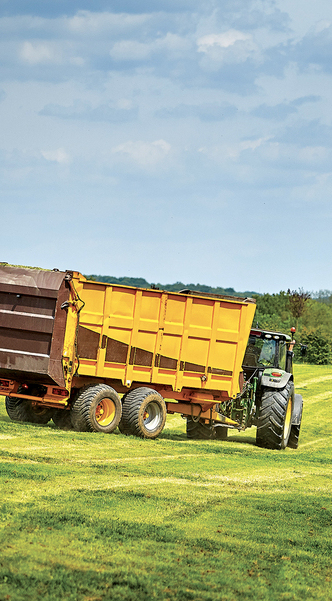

left=71, top=276, right=256, bottom=402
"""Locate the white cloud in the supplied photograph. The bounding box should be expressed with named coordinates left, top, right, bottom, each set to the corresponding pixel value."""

left=41, top=148, right=70, bottom=164
left=198, top=137, right=270, bottom=161
left=110, top=40, right=151, bottom=61
left=112, top=139, right=171, bottom=166
left=20, top=41, right=59, bottom=64
left=197, top=29, right=259, bottom=70
left=110, top=33, right=190, bottom=62
left=298, top=145, right=328, bottom=163
left=197, top=30, right=252, bottom=51
left=66, top=11, right=150, bottom=36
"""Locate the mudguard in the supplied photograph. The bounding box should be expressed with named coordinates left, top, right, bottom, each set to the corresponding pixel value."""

left=292, top=394, right=303, bottom=426
left=261, top=368, right=292, bottom=389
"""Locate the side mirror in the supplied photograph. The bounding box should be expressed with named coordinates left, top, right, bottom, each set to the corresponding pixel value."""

left=300, top=344, right=307, bottom=357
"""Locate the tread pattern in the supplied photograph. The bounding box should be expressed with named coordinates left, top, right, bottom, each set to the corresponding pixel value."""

left=256, top=382, right=294, bottom=450
left=186, top=418, right=214, bottom=440
left=186, top=419, right=228, bottom=440
left=118, top=393, right=133, bottom=435
left=120, top=387, right=166, bottom=439
left=5, top=396, right=54, bottom=424
left=52, top=409, right=74, bottom=430
left=288, top=424, right=300, bottom=449
left=71, top=384, right=122, bottom=433
left=215, top=426, right=228, bottom=440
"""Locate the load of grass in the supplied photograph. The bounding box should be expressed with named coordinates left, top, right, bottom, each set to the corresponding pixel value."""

left=0, top=364, right=331, bottom=601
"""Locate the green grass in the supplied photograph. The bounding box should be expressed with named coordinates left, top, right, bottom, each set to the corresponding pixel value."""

left=0, top=365, right=332, bottom=601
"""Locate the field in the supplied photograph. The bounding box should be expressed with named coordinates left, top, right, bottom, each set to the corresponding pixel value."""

left=0, top=364, right=332, bottom=601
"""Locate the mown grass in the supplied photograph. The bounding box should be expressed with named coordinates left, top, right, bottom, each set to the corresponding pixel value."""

left=0, top=365, right=332, bottom=601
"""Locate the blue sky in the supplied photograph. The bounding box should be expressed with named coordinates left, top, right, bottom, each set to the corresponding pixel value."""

left=0, top=0, right=331, bottom=293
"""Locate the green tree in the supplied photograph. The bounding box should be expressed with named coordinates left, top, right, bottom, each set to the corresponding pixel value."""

left=287, top=289, right=311, bottom=329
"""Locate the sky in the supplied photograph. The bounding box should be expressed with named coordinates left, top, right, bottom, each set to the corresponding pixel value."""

left=0, top=0, right=332, bottom=293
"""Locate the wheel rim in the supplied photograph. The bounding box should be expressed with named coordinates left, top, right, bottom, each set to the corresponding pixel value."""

left=143, top=401, right=162, bottom=432
left=283, top=398, right=292, bottom=441
left=95, top=398, right=116, bottom=426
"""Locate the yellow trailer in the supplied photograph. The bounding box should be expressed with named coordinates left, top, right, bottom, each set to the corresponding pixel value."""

left=0, top=266, right=256, bottom=439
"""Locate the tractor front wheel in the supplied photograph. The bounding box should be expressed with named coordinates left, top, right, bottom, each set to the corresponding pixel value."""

left=256, top=382, right=294, bottom=450
left=186, top=419, right=228, bottom=440
left=186, top=418, right=214, bottom=439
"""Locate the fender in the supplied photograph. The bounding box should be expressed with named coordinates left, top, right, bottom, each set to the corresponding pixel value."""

left=292, top=393, right=303, bottom=426
left=261, top=368, right=292, bottom=389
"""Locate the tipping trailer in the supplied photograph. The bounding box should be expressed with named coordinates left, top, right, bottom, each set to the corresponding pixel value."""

left=0, top=266, right=302, bottom=449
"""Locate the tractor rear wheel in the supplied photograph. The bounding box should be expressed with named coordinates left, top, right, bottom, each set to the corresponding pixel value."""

left=71, top=384, right=122, bottom=433
left=288, top=424, right=301, bottom=449
left=120, top=387, right=166, bottom=439
left=5, top=397, right=54, bottom=424
left=256, top=382, right=294, bottom=450
left=287, top=394, right=303, bottom=449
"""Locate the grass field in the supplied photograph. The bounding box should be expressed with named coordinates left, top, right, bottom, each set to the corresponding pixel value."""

left=0, top=364, right=332, bottom=601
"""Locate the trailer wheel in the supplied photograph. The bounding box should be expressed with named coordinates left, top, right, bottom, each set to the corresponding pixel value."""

left=118, top=393, right=133, bottom=435
left=120, top=387, right=166, bottom=439
left=71, top=384, right=122, bottom=433
left=256, top=382, right=294, bottom=450
left=5, top=397, right=54, bottom=424
left=52, top=409, right=73, bottom=430
left=186, top=418, right=214, bottom=440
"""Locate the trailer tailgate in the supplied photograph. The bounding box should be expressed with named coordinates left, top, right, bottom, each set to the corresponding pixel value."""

left=0, top=266, right=69, bottom=387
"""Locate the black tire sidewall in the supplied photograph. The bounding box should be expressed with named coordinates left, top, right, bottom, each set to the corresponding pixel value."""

left=5, top=396, right=54, bottom=424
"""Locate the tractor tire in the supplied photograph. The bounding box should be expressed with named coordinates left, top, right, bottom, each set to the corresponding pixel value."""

left=120, top=387, right=166, bottom=439
left=71, top=384, right=122, bottom=433
left=288, top=425, right=301, bottom=449
left=186, top=418, right=214, bottom=440
left=5, top=397, right=54, bottom=424
left=287, top=394, right=303, bottom=449
left=52, top=409, right=73, bottom=430
left=256, top=382, right=294, bottom=450
left=215, top=425, right=228, bottom=440
left=186, top=419, right=228, bottom=440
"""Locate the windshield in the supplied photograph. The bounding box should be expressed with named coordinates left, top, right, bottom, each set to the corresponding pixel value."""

left=243, top=337, right=277, bottom=368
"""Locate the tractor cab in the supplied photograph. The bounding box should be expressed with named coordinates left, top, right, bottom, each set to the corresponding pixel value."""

left=242, top=329, right=292, bottom=381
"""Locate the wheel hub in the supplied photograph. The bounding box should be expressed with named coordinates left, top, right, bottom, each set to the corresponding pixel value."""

left=95, top=399, right=115, bottom=426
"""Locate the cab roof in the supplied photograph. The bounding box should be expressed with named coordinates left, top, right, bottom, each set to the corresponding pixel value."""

left=250, top=328, right=291, bottom=342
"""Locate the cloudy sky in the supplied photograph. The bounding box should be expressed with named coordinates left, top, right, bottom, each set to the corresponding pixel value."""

left=0, top=0, right=331, bottom=293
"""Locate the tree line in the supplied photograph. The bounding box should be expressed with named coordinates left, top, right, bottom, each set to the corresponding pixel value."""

left=84, top=274, right=257, bottom=298
left=254, top=289, right=332, bottom=365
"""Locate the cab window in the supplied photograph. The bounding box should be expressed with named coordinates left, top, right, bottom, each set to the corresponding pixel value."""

left=278, top=341, right=287, bottom=370
left=243, top=337, right=277, bottom=367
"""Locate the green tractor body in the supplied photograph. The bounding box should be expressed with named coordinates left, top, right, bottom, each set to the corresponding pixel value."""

left=187, top=328, right=303, bottom=450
